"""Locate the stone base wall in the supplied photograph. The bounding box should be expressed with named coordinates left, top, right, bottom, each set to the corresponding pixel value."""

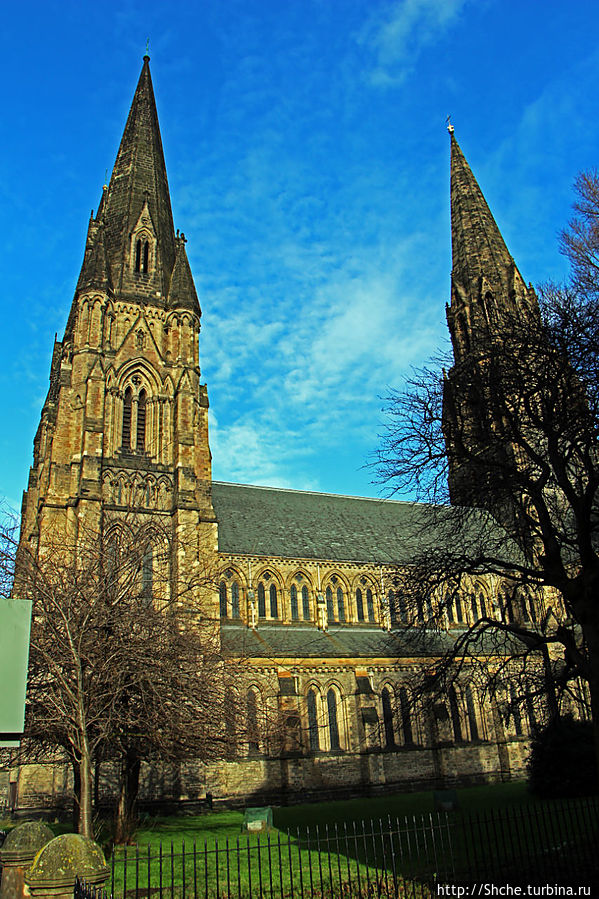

left=9, top=739, right=528, bottom=814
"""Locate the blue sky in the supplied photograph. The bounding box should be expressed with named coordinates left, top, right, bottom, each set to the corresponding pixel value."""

left=1, top=0, right=598, bottom=510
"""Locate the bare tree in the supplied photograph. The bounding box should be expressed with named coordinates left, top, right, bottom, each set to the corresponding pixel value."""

left=376, top=172, right=599, bottom=775
left=8, top=514, right=240, bottom=840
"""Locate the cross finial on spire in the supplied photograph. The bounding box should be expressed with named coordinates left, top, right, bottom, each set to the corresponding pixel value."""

left=446, top=114, right=454, bottom=135
left=144, top=38, right=150, bottom=61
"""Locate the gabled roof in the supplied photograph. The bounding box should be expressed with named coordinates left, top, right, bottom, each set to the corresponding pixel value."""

left=212, top=481, right=519, bottom=567
left=212, top=481, right=433, bottom=563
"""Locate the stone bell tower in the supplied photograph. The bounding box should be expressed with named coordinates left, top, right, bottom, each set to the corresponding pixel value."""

left=19, top=54, right=216, bottom=590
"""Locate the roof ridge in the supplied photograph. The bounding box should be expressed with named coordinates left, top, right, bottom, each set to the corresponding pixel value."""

left=211, top=480, right=421, bottom=506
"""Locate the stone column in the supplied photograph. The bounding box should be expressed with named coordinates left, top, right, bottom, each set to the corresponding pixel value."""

left=0, top=821, right=54, bottom=899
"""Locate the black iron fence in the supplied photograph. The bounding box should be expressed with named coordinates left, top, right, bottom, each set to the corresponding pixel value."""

left=74, top=795, right=599, bottom=898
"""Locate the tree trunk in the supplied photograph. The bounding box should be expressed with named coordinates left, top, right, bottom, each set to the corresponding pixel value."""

left=114, top=750, right=141, bottom=844
left=71, top=757, right=81, bottom=833
left=78, top=741, right=94, bottom=838
left=586, top=637, right=599, bottom=785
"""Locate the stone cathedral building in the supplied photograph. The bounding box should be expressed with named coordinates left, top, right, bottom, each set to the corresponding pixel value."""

left=12, top=58, right=542, bottom=810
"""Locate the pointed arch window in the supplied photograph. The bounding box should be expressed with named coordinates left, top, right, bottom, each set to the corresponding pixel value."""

left=225, top=687, right=237, bottom=755
left=399, top=687, right=413, bottom=744
left=337, top=587, right=345, bottom=622
left=478, top=594, right=487, bottom=618
left=137, top=389, right=147, bottom=452
left=290, top=584, right=299, bottom=621
left=446, top=592, right=455, bottom=624
left=327, top=689, right=341, bottom=750
left=231, top=581, right=240, bottom=618
left=143, top=240, right=150, bottom=273
left=219, top=581, right=228, bottom=618
left=246, top=689, right=260, bottom=753
left=455, top=593, right=464, bottom=623
left=510, top=686, right=523, bottom=736
left=449, top=686, right=463, bottom=743
left=135, top=239, right=142, bottom=273
left=398, top=592, right=408, bottom=625
left=269, top=583, right=278, bottom=618
left=122, top=387, right=132, bottom=451
left=366, top=588, right=375, bottom=623
left=326, top=586, right=334, bottom=621
left=382, top=687, right=395, bottom=748
left=142, top=545, right=153, bottom=602
left=257, top=583, right=266, bottom=618
left=307, top=689, right=320, bottom=751
left=465, top=686, right=479, bottom=740
left=302, top=585, right=310, bottom=621
left=425, top=596, right=434, bottom=622
left=356, top=588, right=364, bottom=621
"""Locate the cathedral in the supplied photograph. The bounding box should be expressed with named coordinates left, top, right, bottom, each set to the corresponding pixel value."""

left=11, top=56, right=540, bottom=810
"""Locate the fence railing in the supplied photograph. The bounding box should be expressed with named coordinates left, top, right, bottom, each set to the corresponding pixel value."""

left=75, top=795, right=599, bottom=898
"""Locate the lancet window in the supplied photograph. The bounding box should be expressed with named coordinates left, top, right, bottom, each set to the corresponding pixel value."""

left=327, top=689, right=341, bottom=750
left=137, top=390, right=147, bottom=451
left=134, top=238, right=151, bottom=274
left=141, top=545, right=153, bottom=602
left=246, top=688, right=260, bottom=753
left=307, top=689, right=320, bottom=751
left=301, top=585, right=310, bottom=620
left=356, top=588, right=364, bottom=621
left=366, top=588, right=375, bottom=623
left=399, top=687, right=413, bottom=744
left=382, top=687, right=395, bottom=748
left=122, top=387, right=133, bottom=450
left=290, top=584, right=299, bottom=620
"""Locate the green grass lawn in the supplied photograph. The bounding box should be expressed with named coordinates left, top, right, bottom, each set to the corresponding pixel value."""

left=102, top=781, right=531, bottom=897
left=3, top=783, right=595, bottom=897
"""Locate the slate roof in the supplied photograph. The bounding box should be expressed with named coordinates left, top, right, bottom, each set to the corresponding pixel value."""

left=221, top=621, right=450, bottom=659
left=221, top=621, right=515, bottom=660
left=211, top=481, right=509, bottom=565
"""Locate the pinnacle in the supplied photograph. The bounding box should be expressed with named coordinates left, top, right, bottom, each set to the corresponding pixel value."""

left=168, top=236, right=201, bottom=315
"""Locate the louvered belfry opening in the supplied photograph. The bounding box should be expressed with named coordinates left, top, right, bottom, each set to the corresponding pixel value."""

left=122, top=386, right=133, bottom=451
left=137, top=389, right=147, bottom=451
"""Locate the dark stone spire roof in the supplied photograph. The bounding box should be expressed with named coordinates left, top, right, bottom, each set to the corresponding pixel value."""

left=168, top=235, right=200, bottom=314
left=76, top=216, right=112, bottom=293
left=98, top=56, right=177, bottom=297
left=450, top=132, right=516, bottom=298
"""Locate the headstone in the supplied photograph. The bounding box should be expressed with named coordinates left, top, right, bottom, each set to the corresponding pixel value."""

left=24, top=833, right=108, bottom=899
left=242, top=807, right=273, bottom=833
left=0, top=821, right=54, bottom=899
left=434, top=789, right=459, bottom=812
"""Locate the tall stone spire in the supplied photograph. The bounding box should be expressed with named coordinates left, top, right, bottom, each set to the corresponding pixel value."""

left=446, top=131, right=537, bottom=364
left=96, top=54, right=177, bottom=300
left=450, top=132, right=515, bottom=300
left=443, top=130, right=539, bottom=512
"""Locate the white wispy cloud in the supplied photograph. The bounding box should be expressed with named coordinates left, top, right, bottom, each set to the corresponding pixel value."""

left=361, top=0, right=470, bottom=86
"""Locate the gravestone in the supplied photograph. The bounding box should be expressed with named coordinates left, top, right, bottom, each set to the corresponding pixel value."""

left=242, top=807, right=273, bottom=833
left=24, top=833, right=108, bottom=899
left=0, top=821, right=54, bottom=899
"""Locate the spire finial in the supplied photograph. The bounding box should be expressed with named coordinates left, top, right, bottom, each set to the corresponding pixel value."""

left=446, top=114, right=454, bottom=135
left=144, top=38, right=150, bottom=61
